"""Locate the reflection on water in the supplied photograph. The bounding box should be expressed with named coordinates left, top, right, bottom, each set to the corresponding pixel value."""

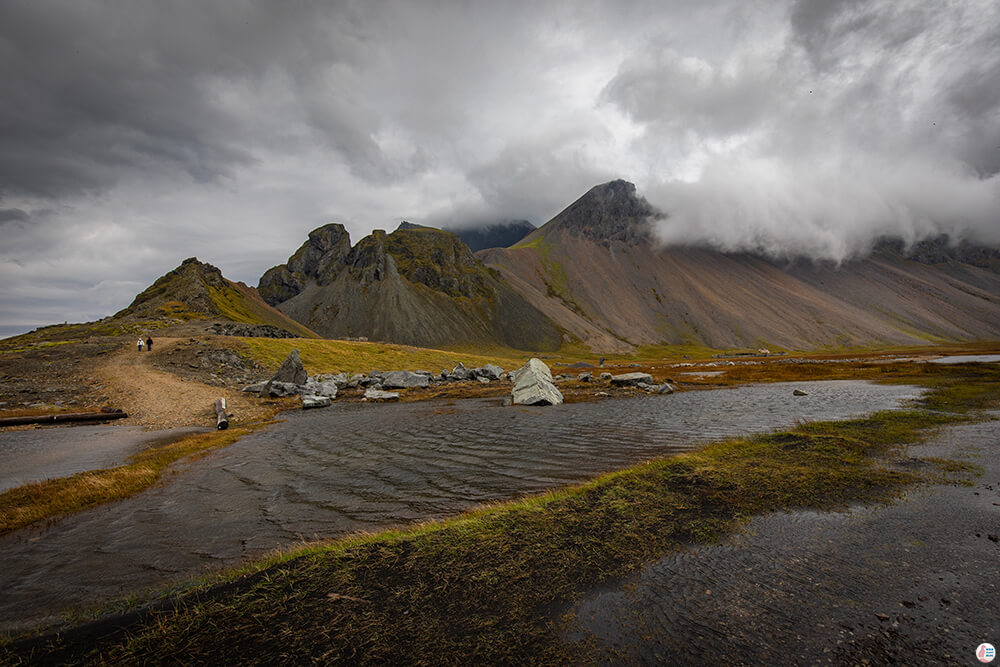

left=0, top=426, right=208, bottom=492
left=0, top=380, right=922, bottom=633
left=928, top=354, right=1000, bottom=364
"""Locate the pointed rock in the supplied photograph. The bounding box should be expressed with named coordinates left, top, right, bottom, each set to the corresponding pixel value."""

left=270, top=349, right=308, bottom=385
left=512, top=358, right=563, bottom=406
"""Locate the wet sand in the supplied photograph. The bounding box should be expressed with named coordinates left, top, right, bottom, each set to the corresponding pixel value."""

left=568, top=413, right=1000, bottom=665
left=0, top=380, right=920, bottom=634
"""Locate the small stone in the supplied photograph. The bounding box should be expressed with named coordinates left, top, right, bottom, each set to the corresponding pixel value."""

left=610, top=372, right=654, bottom=387
left=301, top=394, right=331, bottom=409
left=364, top=388, right=399, bottom=401
left=793, top=389, right=808, bottom=396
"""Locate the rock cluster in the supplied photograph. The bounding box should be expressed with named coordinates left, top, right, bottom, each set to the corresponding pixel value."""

left=243, top=349, right=512, bottom=409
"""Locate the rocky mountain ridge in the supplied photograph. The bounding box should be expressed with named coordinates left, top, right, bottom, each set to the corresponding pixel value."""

left=258, top=225, right=562, bottom=350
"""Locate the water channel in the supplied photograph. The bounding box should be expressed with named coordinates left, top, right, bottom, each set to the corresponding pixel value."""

left=0, top=380, right=923, bottom=633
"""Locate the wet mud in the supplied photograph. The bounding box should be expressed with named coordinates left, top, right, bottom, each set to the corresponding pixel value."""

left=0, top=380, right=921, bottom=634
left=567, top=414, right=1000, bottom=665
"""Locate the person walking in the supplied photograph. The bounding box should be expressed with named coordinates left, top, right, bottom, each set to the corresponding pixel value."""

left=146, top=337, right=153, bottom=352
left=137, top=338, right=144, bottom=352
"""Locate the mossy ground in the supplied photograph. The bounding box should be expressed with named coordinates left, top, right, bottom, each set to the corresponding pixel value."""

left=5, top=362, right=998, bottom=664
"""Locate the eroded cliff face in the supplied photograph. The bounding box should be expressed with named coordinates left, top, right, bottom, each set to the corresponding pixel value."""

left=258, top=225, right=562, bottom=351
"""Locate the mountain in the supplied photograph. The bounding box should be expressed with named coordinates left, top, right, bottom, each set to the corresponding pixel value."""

left=257, top=224, right=562, bottom=350
left=442, top=220, right=536, bottom=252
left=479, top=180, right=1000, bottom=352
left=115, top=257, right=317, bottom=337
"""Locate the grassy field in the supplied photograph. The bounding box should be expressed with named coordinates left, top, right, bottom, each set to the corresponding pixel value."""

left=5, top=362, right=998, bottom=664
left=236, top=336, right=532, bottom=375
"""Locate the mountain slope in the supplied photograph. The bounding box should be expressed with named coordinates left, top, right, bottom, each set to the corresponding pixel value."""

left=116, top=257, right=317, bottom=337
left=480, top=180, right=1000, bottom=352
left=258, top=225, right=561, bottom=351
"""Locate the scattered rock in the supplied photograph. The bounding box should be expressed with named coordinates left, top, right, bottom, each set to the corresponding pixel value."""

left=302, top=379, right=339, bottom=399
left=595, top=391, right=609, bottom=397
left=578, top=372, right=593, bottom=382
left=477, top=376, right=491, bottom=384
left=211, top=323, right=296, bottom=338
left=301, top=394, right=332, bottom=409
left=364, top=388, right=399, bottom=401
left=511, top=358, right=563, bottom=406
left=472, top=364, right=504, bottom=381
left=657, top=383, right=675, bottom=394
left=599, top=372, right=612, bottom=381
left=450, top=362, right=472, bottom=381
left=793, top=389, right=808, bottom=396
left=381, top=370, right=430, bottom=389
left=610, top=372, right=654, bottom=387
left=242, top=382, right=266, bottom=393
left=270, top=349, right=308, bottom=385
left=261, top=381, right=300, bottom=398
left=566, top=361, right=595, bottom=369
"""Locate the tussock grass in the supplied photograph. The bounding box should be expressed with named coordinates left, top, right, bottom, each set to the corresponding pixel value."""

left=0, top=425, right=266, bottom=536
left=8, top=364, right=998, bottom=664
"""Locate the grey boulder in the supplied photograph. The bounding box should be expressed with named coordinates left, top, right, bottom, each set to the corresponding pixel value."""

left=261, top=381, right=300, bottom=398
left=472, top=364, right=504, bottom=381
left=301, top=394, right=332, bottom=409
left=270, top=349, right=308, bottom=385
left=578, top=372, right=593, bottom=382
left=610, top=372, right=654, bottom=387
left=511, top=358, right=563, bottom=406
left=302, top=379, right=339, bottom=399
left=381, top=371, right=431, bottom=389
left=364, top=388, right=399, bottom=401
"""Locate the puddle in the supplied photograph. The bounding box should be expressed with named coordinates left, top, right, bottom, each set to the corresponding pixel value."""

left=928, top=354, right=1000, bottom=364
left=0, top=425, right=208, bottom=492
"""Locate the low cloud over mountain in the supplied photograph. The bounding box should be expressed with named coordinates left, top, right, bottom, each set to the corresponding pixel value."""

left=1, top=1, right=997, bottom=326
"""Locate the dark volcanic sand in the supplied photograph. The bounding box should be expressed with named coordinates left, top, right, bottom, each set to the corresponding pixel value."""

left=567, top=413, right=1000, bottom=665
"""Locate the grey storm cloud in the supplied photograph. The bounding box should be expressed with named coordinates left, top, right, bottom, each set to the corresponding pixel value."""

left=1, top=0, right=998, bottom=328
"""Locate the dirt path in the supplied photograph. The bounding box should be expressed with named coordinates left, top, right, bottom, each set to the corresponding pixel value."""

left=94, top=338, right=274, bottom=429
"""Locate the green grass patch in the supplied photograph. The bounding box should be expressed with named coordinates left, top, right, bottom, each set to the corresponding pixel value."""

left=7, top=365, right=996, bottom=663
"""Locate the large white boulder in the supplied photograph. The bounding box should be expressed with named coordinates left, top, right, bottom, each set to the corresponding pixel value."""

left=511, top=358, right=564, bottom=406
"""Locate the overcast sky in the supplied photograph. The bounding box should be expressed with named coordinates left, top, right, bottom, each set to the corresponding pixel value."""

left=1, top=0, right=998, bottom=329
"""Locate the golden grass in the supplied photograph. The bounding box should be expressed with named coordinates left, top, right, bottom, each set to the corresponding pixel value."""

left=235, top=337, right=531, bottom=375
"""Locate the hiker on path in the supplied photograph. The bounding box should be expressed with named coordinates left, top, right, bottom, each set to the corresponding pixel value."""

left=146, top=337, right=153, bottom=352
left=137, top=338, right=144, bottom=352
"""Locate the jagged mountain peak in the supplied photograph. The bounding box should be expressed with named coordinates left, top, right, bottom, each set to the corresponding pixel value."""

left=541, top=179, right=661, bottom=244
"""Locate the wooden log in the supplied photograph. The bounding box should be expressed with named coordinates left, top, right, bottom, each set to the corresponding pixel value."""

left=214, top=398, right=229, bottom=430
left=0, top=410, right=128, bottom=427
